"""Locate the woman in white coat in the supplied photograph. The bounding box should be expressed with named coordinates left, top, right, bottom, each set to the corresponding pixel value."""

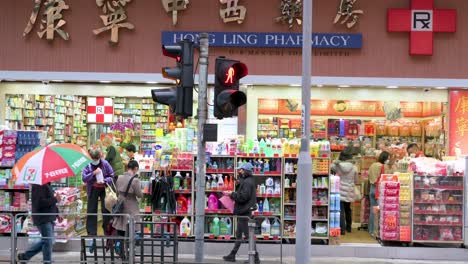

left=331, top=149, right=358, bottom=235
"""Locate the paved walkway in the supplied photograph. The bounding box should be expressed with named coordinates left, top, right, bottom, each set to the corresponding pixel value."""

left=1, top=252, right=468, bottom=264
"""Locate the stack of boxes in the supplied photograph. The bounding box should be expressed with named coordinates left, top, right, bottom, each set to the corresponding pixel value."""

left=379, top=175, right=400, bottom=241
left=398, top=173, right=412, bottom=242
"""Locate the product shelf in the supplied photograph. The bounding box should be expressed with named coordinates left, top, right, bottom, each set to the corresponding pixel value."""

left=414, top=210, right=463, bottom=215
left=413, top=222, right=463, bottom=226
left=414, top=200, right=462, bottom=205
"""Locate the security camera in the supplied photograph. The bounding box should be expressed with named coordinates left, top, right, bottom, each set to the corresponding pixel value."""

left=42, top=80, right=50, bottom=85
left=424, top=88, right=431, bottom=92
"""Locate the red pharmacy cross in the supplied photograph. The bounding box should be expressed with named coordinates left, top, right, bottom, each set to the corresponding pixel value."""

left=387, top=0, right=456, bottom=55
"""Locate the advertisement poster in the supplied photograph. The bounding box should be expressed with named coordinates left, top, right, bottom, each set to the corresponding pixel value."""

left=449, top=91, right=468, bottom=156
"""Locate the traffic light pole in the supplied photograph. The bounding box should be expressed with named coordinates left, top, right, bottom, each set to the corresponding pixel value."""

left=195, top=32, right=209, bottom=263
left=296, top=0, right=313, bottom=264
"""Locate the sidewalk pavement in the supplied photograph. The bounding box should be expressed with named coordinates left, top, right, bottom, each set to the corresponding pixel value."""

left=1, top=252, right=468, bottom=264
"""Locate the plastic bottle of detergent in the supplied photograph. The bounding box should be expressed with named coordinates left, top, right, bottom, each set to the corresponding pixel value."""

left=212, top=217, right=220, bottom=236
left=176, top=195, right=188, bottom=214
left=208, top=194, right=219, bottom=211
left=174, top=171, right=182, bottom=190
left=211, top=174, right=218, bottom=189
left=263, top=198, right=270, bottom=213
left=180, top=217, right=191, bottom=236
left=217, top=174, right=224, bottom=189
left=261, top=218, right=271, bottom=236
left=220, top=217, right=232, bottom=236
left=270, top=219, right=281, bottom=236
left=187, top=197, right=192, bottom=214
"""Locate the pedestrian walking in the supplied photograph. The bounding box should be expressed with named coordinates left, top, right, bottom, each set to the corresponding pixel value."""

left=17, top=183, right=60, bottom=263
left=112, top=160, right=143, bottom=258
left=82, top=149, right=115, bottom=250
left=223, top=162, right=260, bottom=264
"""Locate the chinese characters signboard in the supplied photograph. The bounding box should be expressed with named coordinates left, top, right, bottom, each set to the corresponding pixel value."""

left=275, top=0, right=302, bottom=29
left=87, top=97, right=114, bottom=123
left=161, top=0, right=189, bottom=25
left=449, top=91, right=468, bottom=156
left=23, top=0, right=70, bottom=41
left=219, top=0, right=246, bottom=24
left=334, top=0, right=364, bottom=29
left=93, top=0, right=135, bottom=45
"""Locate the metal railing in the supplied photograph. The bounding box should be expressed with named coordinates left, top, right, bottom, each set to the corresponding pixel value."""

left=12, top=213, right=132, bottom=264
left=7, top=212, right=284, bottom=263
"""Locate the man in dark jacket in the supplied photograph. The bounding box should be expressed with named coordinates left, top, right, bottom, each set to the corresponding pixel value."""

left=17, top=183, right=60, bottom=263
left=223, top=163, right=260, bottom=264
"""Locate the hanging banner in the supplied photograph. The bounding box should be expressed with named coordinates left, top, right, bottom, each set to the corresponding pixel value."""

left=259, top=99, right=442, bottom=118
left=449, top=91, right=468, bottom=156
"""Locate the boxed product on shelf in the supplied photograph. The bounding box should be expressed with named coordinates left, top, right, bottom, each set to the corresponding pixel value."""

left=0, top=130, right=17, bottom=167
left=379, top=175, right=400, bottom=241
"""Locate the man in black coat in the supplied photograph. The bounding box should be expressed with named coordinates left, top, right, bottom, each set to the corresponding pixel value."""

left=17, top=183, right=60, bottom=263
left=223, top=163, right=260, bottom=264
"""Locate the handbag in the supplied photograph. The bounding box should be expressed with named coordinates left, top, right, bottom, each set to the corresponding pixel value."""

left=112, top=176, right=137, bottom=214
left=104, top=181, right=118, bottom=212
left=374, top=164, right=385, bottom=200
left=354, top=185, right=362, bottom=201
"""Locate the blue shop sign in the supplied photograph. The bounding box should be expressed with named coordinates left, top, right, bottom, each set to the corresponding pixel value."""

left=161, top=31, right=362, bottom=49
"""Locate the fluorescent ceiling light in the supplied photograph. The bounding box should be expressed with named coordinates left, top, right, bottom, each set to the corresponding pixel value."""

left=338, top=85, right=350, bottom=88
left=99, top=80, right=111, bottom=83
left=386, top=85, right=398, bottom=89
left=316, top=84, right=323, bottom=87
left=435, top=86, right=447, bottom=89
left=290, top=84, right=302, bottom=87
left=52, top=80, right=64, bottom=82
left=146, top=81, right=158, bottom=84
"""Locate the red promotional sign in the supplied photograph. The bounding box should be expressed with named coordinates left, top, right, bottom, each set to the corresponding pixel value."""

left=387, top=0, right=456, bottom=55
left=449, top=91, right=468, bottom=156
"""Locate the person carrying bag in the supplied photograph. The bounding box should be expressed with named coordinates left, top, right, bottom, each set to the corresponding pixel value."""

left=112, top=175, right=137, bottom=214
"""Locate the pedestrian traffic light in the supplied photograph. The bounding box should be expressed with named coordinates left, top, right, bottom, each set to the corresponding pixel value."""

left=152, top=39, right=194, bottom=117
left=214, top=56, right=248, bottom=119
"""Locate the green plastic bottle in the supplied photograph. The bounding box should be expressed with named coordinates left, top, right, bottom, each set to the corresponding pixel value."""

left=212, top=217, right=220, bottom=236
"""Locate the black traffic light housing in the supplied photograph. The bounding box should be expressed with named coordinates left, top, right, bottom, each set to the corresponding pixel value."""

left=152, top=39, right=194, bottom=117
left=214, top=56, right=248, bottom=119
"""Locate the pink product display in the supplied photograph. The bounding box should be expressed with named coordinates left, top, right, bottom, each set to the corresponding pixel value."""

left=379, top=180, right=401, bottom=241
left=0, top=130, right=17, bottom=167
left=55, top=187, right=80, bottom=206
left=410, top=157, right=448, bottom=176
left=173, top=153, right=193, bottom=170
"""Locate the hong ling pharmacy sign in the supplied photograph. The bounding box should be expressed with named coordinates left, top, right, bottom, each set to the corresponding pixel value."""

left=162, top=31, right=362, bottom=49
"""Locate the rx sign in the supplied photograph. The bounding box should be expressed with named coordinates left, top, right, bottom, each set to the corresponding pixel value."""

left=387, top=0, right=456, bottom=55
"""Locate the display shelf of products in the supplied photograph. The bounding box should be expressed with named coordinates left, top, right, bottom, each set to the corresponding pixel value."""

left=411, top=158, right=465, bottom=244
left=378, top=175, right=401, bottom=242
left=5, top=95, right=87, bottom=145
left=397, top=172, right=413, bottom=242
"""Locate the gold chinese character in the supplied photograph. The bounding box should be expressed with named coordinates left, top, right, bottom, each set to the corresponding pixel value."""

left=334, top=0, right=364, bottom=29
left=23, top=0, right=70, bottom=41
left=220, top=0, right=247, bottom=24
left=456, top=117, right=468, bottom=137
left=93, top=0, right=135, bottom=45
left=275, top=0, right=302, bottom=29
left=455, top=96, right=468, bottom=115
left=162, top=0, right=189, bottom=25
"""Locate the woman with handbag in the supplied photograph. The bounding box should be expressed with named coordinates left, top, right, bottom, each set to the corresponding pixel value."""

left=112, top=160, right=143, bottom=258
left=82, top=149, right=115, bottom=249
left=367, top=151, right=394, bottom=236
left=331, top=149, right=358, bottom=235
